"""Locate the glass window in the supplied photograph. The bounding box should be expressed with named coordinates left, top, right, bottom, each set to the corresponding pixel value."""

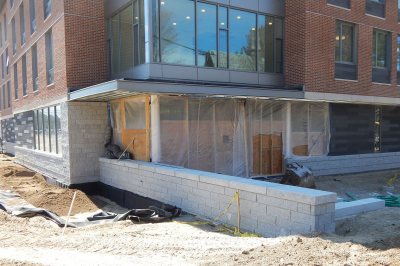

left=111, top=14, right=120, bottom=74
left=373, top=29, right=389, bottom=68
left=11, top=18, right=15, bottom=54
left=7, top=81, right=10, bottom=108
left=218, top=6, right=228, bottom=68
left=55, top=105, right=61, bottom=154
left=366, top=0, right=385, bottom=18
left=43, top=0, right=52, bottom=19
left=5, top=48, right=8, bottom=75
left=119, top=4, right=134, bottom=71
left=38, top=109, right=44, bottom=151
left=49, top=107, right=56, bottom=153
left=397, top=35, right=400, bottom=84
left=258, top=16, right=273, bottom=72
left=160, top=0, right=195, bottom=65
left=13, top=63, right=18, bottom=99
left=124, top=98, right=146, bottom=129
left=229, top=9, right=257, bottom=71
left=4, top=15, right=7, bottom=42
left=34, top=110, right=40, bottom=150
left=30, top=0, right=36, bottom=34
left=152, top=0, right=160, bottom=62
left=0, top=22, right=3, bottom=47
left=1, top=54, right=4, bottom=79
left=327, top=0, right=350, bottom=9
left=20, top=3, right=25, bottom=45
left=43, top=108, right=50, bottom=152
left=336, top=21, right=355, bottom=63
left=32, top=44, right=38, bottom=91
left=45, top=29, right=54, bottom=84
left=197, top=2, right=217, bottom=67
left=22, top=54, right=27, bottom=96
left=2, top=85, right=5, bottom=110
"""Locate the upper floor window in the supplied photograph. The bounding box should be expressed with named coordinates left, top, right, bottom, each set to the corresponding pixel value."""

left=9, top=0, right=14, bottom=9
left=397, top=35, right=400, bottom=84
left=30, top=0, right=36, bottom=34
left=0, top=22, right=3, bottom=47
left=32, top=44, right=38, bottom=91
left=366, top=0, right=385, bottom=18
left=372, top=29, right=391, bottom=83
left=22, top=54, right=27, bottom=96
left=43, top=0, right=52, bottom=20
left=14, top=63, right=18, bottom=99
left=153, top=1, right=284, bottom=73
left=45, top=29, right=54, bottom=85
left=20, top=3, right=26, bottom=45
left=335, top=21, right=357, bottom=80
left=1, top=53, right=4, bottom=79
left=327, top=0, right=350, bottom=9
left=7, top=81, right=11, bottom=108
left=11, top=17, right=16, bottom=54
left=4, top=15, right=7, bottom=42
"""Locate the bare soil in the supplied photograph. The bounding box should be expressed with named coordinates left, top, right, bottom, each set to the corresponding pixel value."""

left=0, top=155, right=400, bottom=265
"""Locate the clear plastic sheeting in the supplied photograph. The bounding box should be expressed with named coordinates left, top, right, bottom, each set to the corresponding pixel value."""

left=125, top=98, right=146, bottom=130
left=110, top=102, right=122, bottom=146
left=291, top=102, right=330, bottom=157
left=158, top=96, right=291, bottom=177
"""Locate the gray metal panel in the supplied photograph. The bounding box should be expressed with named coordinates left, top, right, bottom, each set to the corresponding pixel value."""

left=259, top=73, right=284, bottom=86
left=198, top=68, right=230, bottom=83
left=230, top=71, right=259, bottom=85
left=69, top=79, right=305, bottom=102
left=161, top=65, right=198, bottom=80
left=259, top=0, right=285, bottom=16
left=229, top=0, right=259, bottom=11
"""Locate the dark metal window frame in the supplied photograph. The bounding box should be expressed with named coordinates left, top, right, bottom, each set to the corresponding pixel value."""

left=366, top=0, right=385, bottom=18
left=335, top=20, right=357, bottom=80
left=372, top=29, right=391, bottom=84
left=327, top=0, right=351, bottom=9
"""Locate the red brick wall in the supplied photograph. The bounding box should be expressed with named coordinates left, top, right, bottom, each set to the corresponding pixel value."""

left=0, top=0, right=108, bottom=116
left=285, top=0, right=400, bottom=97
left=64, top=0, right=107, bottom=91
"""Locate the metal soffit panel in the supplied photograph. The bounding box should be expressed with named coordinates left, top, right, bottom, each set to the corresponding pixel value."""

left=68, top=79, right=305, bottom=102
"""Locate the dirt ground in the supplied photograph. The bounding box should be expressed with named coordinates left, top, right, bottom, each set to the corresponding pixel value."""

left=315, top=169, right=400, bottom=200
left=1, top=155, right=400, bottom=265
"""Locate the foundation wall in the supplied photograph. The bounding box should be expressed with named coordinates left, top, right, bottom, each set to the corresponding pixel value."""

left=289, top=152, right=400, bottom=176
left=99, top=158, right=336, bottom=237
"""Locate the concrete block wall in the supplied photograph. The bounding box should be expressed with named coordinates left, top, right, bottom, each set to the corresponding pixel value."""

left=68, top=102, right=109, bottom=184
left=289, top=152, right=400, bottom=176
left=99, top=158, right=337, bottom=237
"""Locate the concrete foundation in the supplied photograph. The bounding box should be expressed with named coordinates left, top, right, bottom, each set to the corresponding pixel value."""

left=99, top=158, right=337, bottom=237
left=335, top=198, right=386, bottom=219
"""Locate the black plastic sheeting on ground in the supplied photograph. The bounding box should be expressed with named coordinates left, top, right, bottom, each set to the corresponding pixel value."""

left=0, top=190, right=181, bottom=228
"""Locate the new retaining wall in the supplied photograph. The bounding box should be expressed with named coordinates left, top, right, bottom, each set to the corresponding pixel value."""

left=99, top=158, right=337, bottom=237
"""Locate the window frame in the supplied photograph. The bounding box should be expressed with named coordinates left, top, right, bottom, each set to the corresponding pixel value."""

left=33, top=105, right=61, bottom=155
left=45, top=29, right=54, bottom=85
left=19, top=2, right=26, bottom=46
left=43, top=0, right=52, bottom=20
left=29, top=0, right=36, bottom=34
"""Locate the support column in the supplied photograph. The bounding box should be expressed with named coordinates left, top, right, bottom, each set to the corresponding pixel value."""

left=285, top=101, right=292, bottom=158
left=151, top=95, right=161, bottom=163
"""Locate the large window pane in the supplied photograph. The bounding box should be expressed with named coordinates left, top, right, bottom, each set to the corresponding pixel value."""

left=34, top=110, right=40, bottom=150
left=274, top=18, right=283, bottom=73
left=373, top=30, right=388, bottom=68
left=32, top=44, right=38, bottom=91
left=43, top=108, right=50, bottom=152
left=45, top=30, right=54, bottom=84
left=49, top=107, right=56, bottom=153
left=218, top=7, right=228, bottom=68
left=20, top=3, right=25, bottom=45
left=22, top=54, right=27, bottom=96
left=111, top=14, right=120, bottom=74
left=229, top=9, right=256, bottom=71
left=258, top=15, right=274, bottom=72
left=152, top=0, right=160, bottom=62
left=120, top=5, right=134, bottom=72
left=335, top=21, right=355, bottom=63
left=197, top=2, right=217, bottom=67
left=55, top=105, right=61, bottom=154
left=38, top=109, right=44, bottom=151
left=160, top=0, right=195, bottom=65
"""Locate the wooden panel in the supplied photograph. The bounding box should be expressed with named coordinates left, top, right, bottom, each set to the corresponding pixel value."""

left=112, top=95, right=151, bottom=162
left=252, top=134, right=283, bottom=176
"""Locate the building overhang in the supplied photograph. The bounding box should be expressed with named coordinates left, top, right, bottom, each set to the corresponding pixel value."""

left=68, top=79, right=304, bottom=102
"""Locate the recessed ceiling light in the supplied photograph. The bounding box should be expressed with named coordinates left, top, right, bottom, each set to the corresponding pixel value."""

left=161, top=1, right=165, bottom=5
left=201, top=9, right=206, bottom=13
left=252, top=27, right=256, bottom=31
left=172, top=22, right=177, bottom=26
left=220, top=22, right=225, bottom=26
left=268, top=22, right=273, bottom=26
left=186, top=16, right=191, bottom=19
left=236, top=16, right=241, bottom=20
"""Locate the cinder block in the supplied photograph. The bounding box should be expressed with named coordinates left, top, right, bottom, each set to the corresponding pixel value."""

left=335, top=198, right=385, bottom=219
left=229, top=179, right=268, bottom=195
left=198, top=182, right=225, bottom=195
left=175, top=169, right=200, bottom=181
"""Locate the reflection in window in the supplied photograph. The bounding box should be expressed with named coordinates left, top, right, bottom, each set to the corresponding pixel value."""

left=160, top=0, right=195, bottom=65
left=197, top=2, right=217, bottom=67
left=336, top=21, right=355, bottom=63
left=34, top=105, right=61, bottom=154
left=218, top=6, right=228, bottom=68
left=373, top=29, right=389, bottom=68
left=258, top=15, right=274, bottom=72
left=229, top=9, right=257, bottom=71
left=110, top=0, right=145, bottom=75
left=397, top=35, right=400, bottom=84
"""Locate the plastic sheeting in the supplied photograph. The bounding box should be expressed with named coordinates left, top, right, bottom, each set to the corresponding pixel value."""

left=291, top=102, right=330, bottom=157
left=159, top=97, right=288, bottom=177
left=124, top=98, right=146, bottom=130
left=110, top=102, right=122, bottom=146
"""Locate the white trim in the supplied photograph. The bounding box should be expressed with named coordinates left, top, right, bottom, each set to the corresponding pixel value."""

left=305, top=91, right=400, bottom=105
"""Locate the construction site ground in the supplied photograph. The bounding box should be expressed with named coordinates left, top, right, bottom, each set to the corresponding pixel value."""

left=0, top=155, right=400, bottom=265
